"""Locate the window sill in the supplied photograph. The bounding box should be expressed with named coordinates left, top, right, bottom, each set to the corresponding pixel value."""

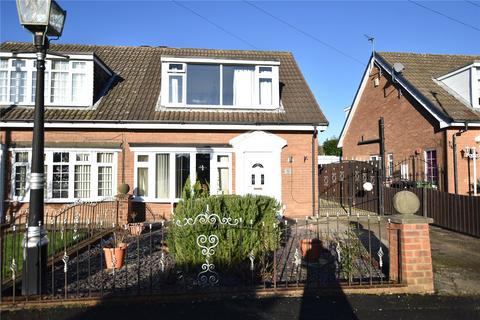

left=132, top=197, right=178, bottom=203
left=159, top=104, right=281, bottom=111
left=8, top=197, right=115, bottom=204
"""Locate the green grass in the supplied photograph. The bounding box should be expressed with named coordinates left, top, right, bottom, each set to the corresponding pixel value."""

left=2, top=228, right=89, bottom=282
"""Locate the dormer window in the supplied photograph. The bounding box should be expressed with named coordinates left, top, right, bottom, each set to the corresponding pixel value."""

left=161, top=57, right=280, bottom=110
left=437, top=63, right=480, bottom=109
left=0, top=53, right=109, bottom=107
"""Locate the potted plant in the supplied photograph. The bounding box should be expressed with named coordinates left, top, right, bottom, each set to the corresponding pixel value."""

left=127, top=211, right=145, bottom=236
left=103, top=228, right=128, bottom=269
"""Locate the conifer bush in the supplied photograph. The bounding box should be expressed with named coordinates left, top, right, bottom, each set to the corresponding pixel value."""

left=167, top=188, right=281, bottom=272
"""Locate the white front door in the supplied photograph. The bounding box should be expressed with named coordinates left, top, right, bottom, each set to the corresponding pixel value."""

left=245, top=152, right=273, bottom=196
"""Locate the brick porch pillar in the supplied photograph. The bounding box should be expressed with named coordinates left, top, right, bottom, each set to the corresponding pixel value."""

left=116, top=193, right=132, bottom=226
left=388, top=214, right=434, bottom=293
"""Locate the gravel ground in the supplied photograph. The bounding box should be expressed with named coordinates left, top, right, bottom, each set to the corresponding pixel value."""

left=38, top=220, right=388, bottom=299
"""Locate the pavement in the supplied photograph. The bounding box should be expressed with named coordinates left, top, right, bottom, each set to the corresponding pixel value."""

left=1, top=295, right=479, bottom=320
left=2, top=225, right=480, bottom=320
left=429, top=226, right=480, bottom=296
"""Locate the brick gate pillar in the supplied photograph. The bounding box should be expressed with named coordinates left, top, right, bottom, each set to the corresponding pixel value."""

left=116, top=193, right=133, bottom=226
left=387, top=214, right=434, bottom=293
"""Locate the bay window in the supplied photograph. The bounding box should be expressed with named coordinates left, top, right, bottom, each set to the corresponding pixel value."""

left=133, top=149, right=231, bottom=201
left=161, top=57, right=280, bottom=109
left=11, top=149, right=117, bottom=202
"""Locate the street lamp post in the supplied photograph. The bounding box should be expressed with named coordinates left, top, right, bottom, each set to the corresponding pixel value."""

left=16, top=0, right=66, bottom=295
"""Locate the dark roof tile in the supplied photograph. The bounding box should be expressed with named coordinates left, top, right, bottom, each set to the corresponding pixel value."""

left=1, top=42, right=327, bottom=125
left=377, top=52, right=480, bottom=122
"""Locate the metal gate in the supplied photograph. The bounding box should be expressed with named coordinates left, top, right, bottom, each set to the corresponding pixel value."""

left=319, top=160, right=383, bottom=216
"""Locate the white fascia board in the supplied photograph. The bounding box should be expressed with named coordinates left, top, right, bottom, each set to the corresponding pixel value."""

left=130, top=146, right=232, bottom=153
left=0, top=52, right=94, bottom=61
left=448, top=122, right=480, bottom=127
left=337, top=56, right=374, bottom=148
left=161, top=56, right=280, bottom=66
left=0, top=121, right=325, bottom=132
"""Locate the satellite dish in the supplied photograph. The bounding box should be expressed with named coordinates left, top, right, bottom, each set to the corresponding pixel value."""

left=393, top=62, right=405, bottom=73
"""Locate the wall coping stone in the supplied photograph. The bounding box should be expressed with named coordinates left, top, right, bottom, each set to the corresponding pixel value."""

left=384, top=214, right=433, bottom=225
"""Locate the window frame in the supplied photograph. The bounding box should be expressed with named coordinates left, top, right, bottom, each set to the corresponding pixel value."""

left=160, top=57, right=280, bottom=110
left=10, top=148, right=118, bottom=203
left=0, top=54, right=95, bottom=107
left=132, top=147, right=232, bottom=203
left=424, top=149, right=439, bottom=185
left=12, top=151, right=30, bottom=201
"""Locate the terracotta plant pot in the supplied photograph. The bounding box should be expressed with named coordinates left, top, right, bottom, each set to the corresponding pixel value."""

left=103, top=245, right=126, bottom=269
left=300, top=238, right=321, bottom=263
left=128, top=223, right=145, bottom=236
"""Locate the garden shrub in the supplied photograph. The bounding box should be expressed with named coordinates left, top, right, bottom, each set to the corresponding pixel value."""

left=167, top=192, right=281, bottom=272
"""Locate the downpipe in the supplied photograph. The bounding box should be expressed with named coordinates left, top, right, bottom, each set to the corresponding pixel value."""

left=312, top=126, right=318, bottom=216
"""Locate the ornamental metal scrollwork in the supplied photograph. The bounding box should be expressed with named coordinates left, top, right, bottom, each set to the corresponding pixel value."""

left=323, top=175, right=329, bottom=187
left=339, top=171, right=345, bottom=182
left=377, top=247, right=384, bottom=268
left=175, top=205, right=240, bottom=227
left=176, top=205, right=239, bottom=286
left=62, top=252, right=69, bottom=273
left=331, top=172, right=337, bottom=184
left=293, top=248, right=302, bottom=268
left=198, top=260, right=219, bottom=286
left=248, top=250, right=255, bottom=271
left=196, top=234, right=219, bottom=258
left=73, top=211, right=80, bottom=240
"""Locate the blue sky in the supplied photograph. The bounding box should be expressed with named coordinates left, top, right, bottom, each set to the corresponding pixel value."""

left=1, top=1, right=479, bottom=142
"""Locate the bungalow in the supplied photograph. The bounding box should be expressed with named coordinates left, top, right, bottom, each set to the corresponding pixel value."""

left=0, top=42, right=328, bottom=220
left=339, top=52, right=480, bottom=195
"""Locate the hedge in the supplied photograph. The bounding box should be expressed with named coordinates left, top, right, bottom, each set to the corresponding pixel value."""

left=167, top=194, right=281, bottom=272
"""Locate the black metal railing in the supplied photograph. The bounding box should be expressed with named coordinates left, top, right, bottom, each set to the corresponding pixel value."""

left=0, top=198, right=118, bottom=303
left=1, top=212, right=397, bottom=305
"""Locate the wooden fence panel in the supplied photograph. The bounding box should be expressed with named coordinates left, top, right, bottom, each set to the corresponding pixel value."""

left=383, top=186, right=480, bottom=238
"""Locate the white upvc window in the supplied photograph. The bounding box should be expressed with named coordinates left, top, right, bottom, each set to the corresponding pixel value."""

left=132, top=147, right=232, bottom=202
left=387, top=154, right=394, bottom=177
left=160, top=57, right=280, bottom=110
left=401, top=163, right=409, bottom=180
left=0, top=55, right=94, bottom=107
left=10, top=149, right=118, bottom=202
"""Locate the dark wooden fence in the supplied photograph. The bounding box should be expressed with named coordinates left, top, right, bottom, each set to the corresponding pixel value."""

left=384, top=187, right=480, bottom=238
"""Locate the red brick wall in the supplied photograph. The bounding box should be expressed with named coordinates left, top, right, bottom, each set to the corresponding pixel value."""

left=445, top=128, right=480, bottom=195
left=342, top=66, right=446, bottom=189
left=388, top=222, right=434, bottom=293
left=1, top=128, right=318, bottom=220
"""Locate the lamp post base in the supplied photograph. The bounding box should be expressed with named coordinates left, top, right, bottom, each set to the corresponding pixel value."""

left=21, top=226, right=49, bottom=295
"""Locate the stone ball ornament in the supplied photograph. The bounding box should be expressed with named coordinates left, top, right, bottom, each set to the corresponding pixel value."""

left=393, top=190, right=420, bottom=215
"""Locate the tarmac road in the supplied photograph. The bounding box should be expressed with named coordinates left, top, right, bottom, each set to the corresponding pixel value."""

left=2, top=294, right=480, bottom=320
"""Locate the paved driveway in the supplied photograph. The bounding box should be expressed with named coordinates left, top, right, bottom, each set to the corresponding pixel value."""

left=429, top=226, right=480, bottom=295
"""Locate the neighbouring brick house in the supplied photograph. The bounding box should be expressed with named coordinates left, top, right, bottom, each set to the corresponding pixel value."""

left=0, top=42, right=328, bottom=221
left=339, top=52, right=480, bottom=195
